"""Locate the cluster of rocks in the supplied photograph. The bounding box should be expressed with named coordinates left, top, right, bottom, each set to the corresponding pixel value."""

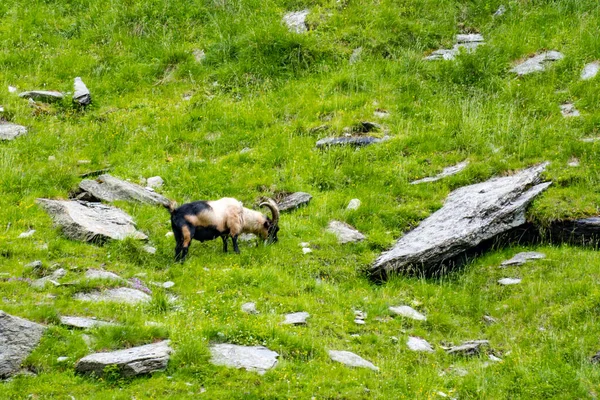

left=424, top=34, right=485, bottom=61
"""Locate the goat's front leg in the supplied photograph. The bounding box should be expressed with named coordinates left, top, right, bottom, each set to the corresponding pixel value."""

left=221, top=235, right=228, bottom=252
left=232, top=235, right=240, bottom=254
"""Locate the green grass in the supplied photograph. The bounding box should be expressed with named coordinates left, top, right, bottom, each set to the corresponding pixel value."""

left=2, top=0, right=600, bottom=398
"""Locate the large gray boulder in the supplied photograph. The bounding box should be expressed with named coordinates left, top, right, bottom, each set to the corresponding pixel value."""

left=78, top=174, right=169, bottom=206
left=18, top=90, right=64, bottom=102
left=75, top=341, right=171, bottom=377
left=210, top=344, right=279, bottom=375
left=0, top=123, right=27, bottom=141
left=37, top=199, right=147, bottom=242
left=371, top=163, right=551, bottom=278
left=277, top=192, right=312, bottom=211
left=0, top=311, right=46, bottom=378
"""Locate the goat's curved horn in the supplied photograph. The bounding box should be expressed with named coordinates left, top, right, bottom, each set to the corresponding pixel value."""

left=259, top=198, right=279, bottom=226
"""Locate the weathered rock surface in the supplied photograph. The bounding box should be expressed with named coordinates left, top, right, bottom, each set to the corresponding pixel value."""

left=74, top=288, right=151, bottom=304
left=283, top=312, right=310, bottom=325
left=483, top=315, right=498, bottom=325
left=75, top=341, right=171, bottom=377
left=560, top=103, right=580, bottom=118
left=372, top=163, right=551, bottom=278
left=354, top=310, right=366, bottom=325
left=424, top=34, right=485, bottom=61
left=60, top=316, right=115, bottom=329
left=0, top=123, right=27, bottom=141
left=18, top=90, right=64, bottom=102
left=546, top=217, right=600, bottom=245
left=389, top=305, right=427, bottom=321
left=410, top=161, right=469, bottom=184
left=85, top=268, right=122, bottom=281
left=349, top=47, right=362, bottom=65
left=146, top=176, right=164, bottom=189
left=316, top=136, right=384, bottom=148
left=283, top=10, right=309, bottom=33
left=18, top=229, right=36, bottom=238
left=581, top=61, right=600, bottom=80
left=407, top=336, right=434, bottom=352
left=193, top=49, right=206, bottom=63
left=327, top=221, right=366, bottom=244
left=498, top=278, right=521, bottom=285
left=500, top=251, right=545, bottom=267
left=73, top=77, right=91, bottom=106
left=0, top=311, right=47, bottom=378
left=241, top=302, right=258, bottom=314
left=31, top=268, right=66, bottom=289
left=373, top=109, right=390, bottom=118
left=210, top=344, right=279, bottom=375
left=446, top=340, right=489, bottom=356
left=510, top=51, right=564, bottom=75
left=347, top=199, right=361, bottom=210
left=78, top=174, right=169, bottom=206
left=328, top=350, right=379, bottom=371
left=278, top=192, right=312, bottom=211
left=37, top=199, right=147, bottom=242
left=494, top=5, right=506, bottom=16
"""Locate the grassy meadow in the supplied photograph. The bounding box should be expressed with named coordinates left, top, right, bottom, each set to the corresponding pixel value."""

left=2, top=0, right=600, bottom=398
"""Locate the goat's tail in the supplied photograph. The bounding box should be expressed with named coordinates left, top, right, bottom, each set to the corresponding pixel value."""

left=162, top=200, right=177, bottom=214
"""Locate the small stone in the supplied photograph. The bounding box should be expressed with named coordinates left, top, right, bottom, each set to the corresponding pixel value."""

left=500, top=251, right=545, bottom=267
left=8, top=86, right=17, bottom=93
left=327, top=221, right=366, bottom=244
left=193, top=49, right=206, bottom=63
left=210, top=344, right=279, bottom=375
left=241, top=302, right=258, bottom=314
left=0, top=123, right=28, bottom=141
left=165, top=232, right=174, bottom=237
left=389, top=305, right=426, bottom=321
left=349, top=47, right=363, bottom=65
left=57, top=357, right=69, bottom=362
left=302, top=248, right=313, bottom=254
left=59, top=316, right=115, bottom=329
left=162, top=281, right=175, bottom=289
left=142, top=245, right=156, bottom=254
left=494, top=4, right=506, bottom=16
left=146, top=176, right=164, bottom=188
left=25, top=260, right=43, bottom=269
left=407, top=336, right=434, bottom=352
left=299, top=242, right=310, bottom=248
left=568, top=158, right=580, bottom=167
left=316, top=136, right=384, bottom=148
left=240, top=147, right=252, bottom=154
left=19, top=90, right=64, bottom=103
left=31, top=268, right=66, bottom=289
left=354, top=319, right=365, bottom=325
left=283, top=10, right=309, bottom=34
left=277, top=192, right=312, bottom=211
left=18, top=229, right=35, bottom=238
left=483, top=315, right=497, bottom=324
left=498, top=278, right=521, bottom=285
left=73, top=77, right=91, bottom=106
left=581, top=61, right=600, bottom=80
left=510, top=51, right=564, bottom=75
left=446, top=340, right=489, bottom=356
left=283, top=312, right=310, bottom=325
left=354, top=310, right=367, bottom=320
left=410, top=161, right=469, bottom=184
left=560, top=103, right=580, bottom=118
left=238, top=233, right=256, bottom=242
left=328, top=350, right=379, bottom=371
left=488, top=354, right=503, bottom=362
left=85, top=268, right=122, bottom=281
left=346, top=199, right=361, bottom=210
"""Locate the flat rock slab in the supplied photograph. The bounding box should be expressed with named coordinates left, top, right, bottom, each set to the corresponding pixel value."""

left=19, top=90, right=64, bottom=102
left=278, top=192, right=312, bottom=211
left=0, top=311, right=47, bottom=378
left=328, top=350, right=379, bottom=371
left=407, top=336, right=434, bottom=352
left=560, top=103, right=580, bottom=118
left=210, top=344, right=279, bottom=375
left=389, top=305, right=427, bottom=321
left=60, top=316, right=115, bottom=329
left=424, top=34, right=485, bottom=61
left=316, top=136, right=383, bottom=148
left=74, top=288, right=151, bottom=305
left=498, top=278, right=521, bottom=285
left=241, top=302, right=258, bottom=314
left=510, top=51, right=564, bottom=75
left=446, top=340, right=489, bottom=356
left=501, top=251, right=545, bottom=267
left=283, top=10, right=309, bottom=33
left=327, top=221, right=366, bottom=244
left=75, top=341, right=171, bottom=377
left=31, top=268, right=66, bottom=289
left=372, top=163, right=551, bottom=278
left=582, top=61, right=600, bottom=80
left=347, top=199, right=361, bottom=210
left=73, top=77, right=91, bottom=106
left=78, top=174, right=169, bottom=206
left=37, top=199, right=147, bottom=242
left=85, top=268, right=122, bottom=281
left=283, top=312, right=310, bottom=325
left=0, top=123, right=28, bottom=141
left=411, top=161, right=469, bottom=184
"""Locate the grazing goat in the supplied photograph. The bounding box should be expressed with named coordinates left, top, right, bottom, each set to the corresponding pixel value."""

left=164, top=197, right=280, bottom=262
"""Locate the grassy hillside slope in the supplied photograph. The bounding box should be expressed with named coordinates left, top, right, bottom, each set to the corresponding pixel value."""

left=2, top=0, right=600, bottom=398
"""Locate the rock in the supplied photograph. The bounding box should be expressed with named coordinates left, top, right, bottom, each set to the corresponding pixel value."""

left=146, top=176, right=164, bottom=189
left=18, top=91, right=64, bottom=103
left=37, top=199, right=147, bottom=242
left=210, top=344, right=278, bottom=375
left=75, top=340, right=172, bottom=377
left=8, top=86, right=17, bottom=93
left=85, top=268, right=122, bottom=281
left=446, top=340, right=489, bottom=356
left=316, top=136, right=384, bottom=148
left=18, top=229, right=36, bottom=238
left=493, top=5, right=506, bottom=16
left=327, top=221, right=366, bottom=244
left=568, top=158, right=580, bottom=167
left=581, top=61, right=600, bottom=80
left=240, top=147, right=252, bottom=154
left=302, top=247, right=312, bottom=254
left=241, top=302, right=258, bottom=314
left=31, top=268, right=66, bottom=289
left=162, top=281, right=175, bottom=289
left=410, top=161, right=469, bottom=184
left=25, top=260, right=43, bottom=270
left=0, top=123, right=27, bottom=141
left=283, top=312, right=310, bottom=325
left=299, top=242, right=310, bottom=248
left=510, top=51, right=564, bottom=76
left=354, top=310, right=367, bottom=325
left=165, top=231, right=174, bottom=237
left=57, top=357, right=69, bottom=363
left=488, top=354, right=503, bottom=362
left=283, top=10, right=309, bottom=34
left=59, top=316, right=115, bottom=329
left=456, top=34, right=484, bottom=43
left=560, top=103, right=580, bottom=118
left=193, top=49, right=206, bottom=63
left=500, top=251, right=545, bottom=267
left=371, top=163, right=551, bottom=278
left=373, top=109, right=390, bottom=119
left=277, top=192, right=312, bottom=211
left=389, top=305, right=427, bottom=321
left=78, top=174, right=169, bottom=206
left=73, top=77, right=91, bottom=106
left=142, top=245, right=157, bottom=254
left=349, top=47, right=363, bottom=65
left=498, top=278, right=521, bottom=285
left=424, top=34, right=485, bottom=61
left=407, top=336, right=434, bottom=352
left=546, top=217, right=600, bottom=246
left=238, top=233, right=257, bottom=242
left=483, top=315, right=497, bottom=324
left=74, top=288, right=151, bottom=305
left=346, top=199, right=361, bottom=210
left=0, top=311, right=47, bottom=378
left=591, top=350, right=600, bottom=364
left=328, top=350, right=379, bottom=371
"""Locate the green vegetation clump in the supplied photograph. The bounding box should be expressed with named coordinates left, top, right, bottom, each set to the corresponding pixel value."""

left=2, top=0, right=600, bottom=397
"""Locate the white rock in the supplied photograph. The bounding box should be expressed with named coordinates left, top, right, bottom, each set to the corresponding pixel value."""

left=498, top=278, right=521, bottom=285
left=142, top=245, right=157, bottom=254
left=85, top=268, right=122, bottom=281
left=581, top=61, right=600, bottom=80
left=302, top=247, right=313, bottom=254
left=346, top=199, right=361, bottom=210
left=349, top=47, right=362, bottom=65
left=510, top=51, right=564, bottom=75
left=299, top=242, right=310, bottom=248
left=407, top=336, right=434, bottom=352
left=146, top=176, right=164, bottom=188
left=74, top=288, right=151, bottom=304
left=241, top=302, right=258, bottom=314
left=210, top=344, right=279, bottom=375
left=8, top=86, right=17, bottom=93
left=165, top=232, right=174, bottom=237
left=283, top=312, right=310, bottom=325
left=60, top=316, right=116, bottom=329
left=328, top=350, right=379, bottom=371
left=489, top=354, right=503, bottom=362
left=560, top=103, right=580, bottom=118
left=494, top=5, right=506, bottom=16
left=568, top=158, right=580, bottom=167
left=31, top=268, right=66, bottom=289
left=57, top=357, right=69, bottom=362
left=373, top=109, right=390, bottom=118
left=411, top=161, right=469, bottom=184
left=18, top=229, right=35, bottom=238
left=327, top=221, right=366, bottom=244
left=162, top=281, right=175, bottom=289
left=193, top=49, right=206, bottom=63
left=283, top=10, right=309, bottom=34
left=0, top=123, right=28, bottom=141
left=501, top=251, right=545, bottom=266
left=389, top=305, right=427, bottom=321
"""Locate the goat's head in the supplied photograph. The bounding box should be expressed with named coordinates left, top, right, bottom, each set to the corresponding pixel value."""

left=259, top=198, right=280, bottom=244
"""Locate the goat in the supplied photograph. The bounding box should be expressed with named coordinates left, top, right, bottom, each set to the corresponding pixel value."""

left=164, top=197, right=280, bottom=262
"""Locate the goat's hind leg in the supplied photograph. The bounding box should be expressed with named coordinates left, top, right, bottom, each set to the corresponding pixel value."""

left=221, top=235, right=228, bottom=252
left=232, top=235, right=240, bottom=254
